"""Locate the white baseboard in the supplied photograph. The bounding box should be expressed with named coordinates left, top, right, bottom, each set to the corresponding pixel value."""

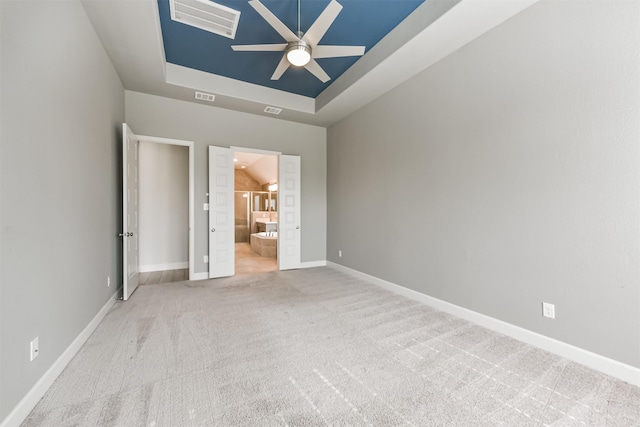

left=139, top=262, right=188, bottom=273
left=192, top=272, right=209, bottom=281
left=327, top=262, right=640, bottom=387
left=0, top=292, right=118, bottom=427
left=299, top=260, right=327, bottom=269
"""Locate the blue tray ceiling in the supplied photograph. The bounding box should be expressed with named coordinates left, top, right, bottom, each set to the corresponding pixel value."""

left=157, top=0, right=424, bottom=98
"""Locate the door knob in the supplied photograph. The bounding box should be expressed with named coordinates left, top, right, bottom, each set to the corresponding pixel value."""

left=296, top=226, right=300, bottom=229
left=118, top=233, right=125, bottom=237
left=211, top=228, right=215, bottom=232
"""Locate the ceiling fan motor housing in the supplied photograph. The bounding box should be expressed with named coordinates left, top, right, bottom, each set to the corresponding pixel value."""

left=286, top=40, right=311, bottom=66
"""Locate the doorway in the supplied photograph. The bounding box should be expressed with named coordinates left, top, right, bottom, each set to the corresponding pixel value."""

left=121, top=125, right=195, bottom=300
left=234, top=150, right=279, bottom=275
left=138, top=141, right=189, bottom=280
left=208, top=145, right=301, bottom=279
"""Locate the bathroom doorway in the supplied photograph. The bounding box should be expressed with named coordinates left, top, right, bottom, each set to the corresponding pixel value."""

left=233, top=150, right=278, bottom=274
left=208, top=145, right=300, bottom=278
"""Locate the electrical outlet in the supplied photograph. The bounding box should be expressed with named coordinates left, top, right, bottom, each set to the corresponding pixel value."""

left=542, top=302, right=555, bottom=319
left=204, top=255, right=209, bottom=263
left=107, top=276, right=111, bottom=287
left=338, top=250, right=342, bottom=258
left=30, top=337, right=39, bottom=361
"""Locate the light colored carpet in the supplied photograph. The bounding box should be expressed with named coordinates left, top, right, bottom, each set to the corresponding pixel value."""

left=23, top=267, right=640, bottom=426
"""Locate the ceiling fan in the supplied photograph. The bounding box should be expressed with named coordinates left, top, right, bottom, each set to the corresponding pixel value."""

left=231, top=0, right=365, bottom=83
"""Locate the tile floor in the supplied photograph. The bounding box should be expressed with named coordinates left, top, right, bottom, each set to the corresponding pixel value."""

left=235, top=241, right=277, bottom=275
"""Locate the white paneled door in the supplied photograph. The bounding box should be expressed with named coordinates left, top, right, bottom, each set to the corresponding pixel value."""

left=278, top=155, right=301, bottom=270
left=122, top=123, right=140, bottom=300
left=208, top=146, right=235, bottom=278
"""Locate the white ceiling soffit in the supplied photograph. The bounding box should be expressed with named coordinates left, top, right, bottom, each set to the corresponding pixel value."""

left=166, top=64, right=315, bottom=114
left=169, top=0, right=240, bottom=39
left=82, top=0, right=540, bottom=127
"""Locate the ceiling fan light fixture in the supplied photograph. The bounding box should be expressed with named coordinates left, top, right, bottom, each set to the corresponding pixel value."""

left=286, top=40, right=311, bottom=67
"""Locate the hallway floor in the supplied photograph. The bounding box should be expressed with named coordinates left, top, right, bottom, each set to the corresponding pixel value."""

left=139, top=269, right=188, bottom=285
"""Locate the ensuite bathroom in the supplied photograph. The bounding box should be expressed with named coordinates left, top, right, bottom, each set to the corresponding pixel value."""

left=234, top=152, right=278, bottom=272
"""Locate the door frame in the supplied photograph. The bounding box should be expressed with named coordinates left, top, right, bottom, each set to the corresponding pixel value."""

left=138, top=135, right=195, bottom=281
left=230, top=146, right=282, bottom=157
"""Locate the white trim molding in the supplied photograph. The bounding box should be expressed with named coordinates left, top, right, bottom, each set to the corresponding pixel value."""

left=166, top=63, right=315, bottom=114
left=139, top=262, right=189, bottom=273
left=299, top=260, right=327, bottom=269
left=230, top=146, right=281, bottom=156
left=0, top=293, right=118, bottom=427
left=327, top=262, right=640, bottom=387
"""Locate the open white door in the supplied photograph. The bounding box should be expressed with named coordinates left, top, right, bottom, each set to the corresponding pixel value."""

left=278, top=155, right=301, bottom=270
left=122, top=123, right=140, bottom=300
left=208, top=146, right=235, bottom=278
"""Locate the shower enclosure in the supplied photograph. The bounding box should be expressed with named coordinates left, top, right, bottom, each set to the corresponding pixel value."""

left=234, top=191, right=277, bottom=243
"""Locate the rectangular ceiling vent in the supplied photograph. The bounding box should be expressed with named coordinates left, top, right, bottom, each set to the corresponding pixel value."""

left=264, top=106, right=282, bottom=115
left=195, top=91, right=215, bottom=102
left=169, top=0, right=241, bottom=39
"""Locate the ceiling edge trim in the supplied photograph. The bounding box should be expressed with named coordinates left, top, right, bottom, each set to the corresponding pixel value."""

left=151, top=0, right=169, bottom=83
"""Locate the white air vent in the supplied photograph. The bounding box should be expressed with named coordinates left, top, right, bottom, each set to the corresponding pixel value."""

left=169, top=0, right=241, bottom=39
left=195, top=91, right=215, bottom=102
left=264, top=106, right=282, bottom=115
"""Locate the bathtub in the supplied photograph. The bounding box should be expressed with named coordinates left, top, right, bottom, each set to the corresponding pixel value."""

left=250, top=232, right=277, bottom=258
left=254, top=231, right=277, bottom=238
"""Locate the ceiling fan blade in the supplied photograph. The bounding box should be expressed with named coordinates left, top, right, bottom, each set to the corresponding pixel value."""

left=271, top=54, right=291, bottom=80
left=249, top=0, right=298, bottom=43
left=312, top=45, right=365, bottom=59
left=231, top=44, right=287, bottom=52
left=302, top=0, right=342, bottom=47
left=304, top=59, right=330, bottom=83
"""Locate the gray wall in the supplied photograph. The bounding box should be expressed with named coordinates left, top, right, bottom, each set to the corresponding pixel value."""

left=125, top=91, right=327, bottom=272
left=0, top=0, right=124, bottom=421
left=327, top=0, right=640, bottom=367
left=139, top=142, right=189, bottom=271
